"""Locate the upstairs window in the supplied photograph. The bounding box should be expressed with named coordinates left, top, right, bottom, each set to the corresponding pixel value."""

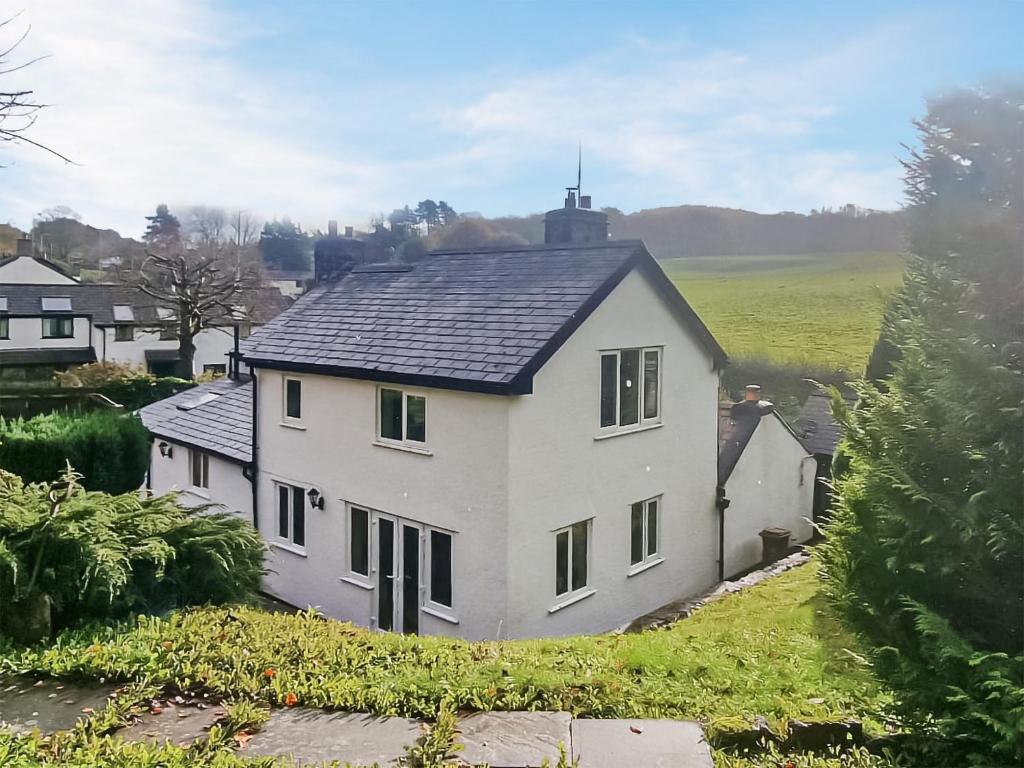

left=0, top=316, right=8, bottom=339
left=630, top=497, right=660, bottom=569
left=41, top=316, right=74, bottom=339
left=114, top=325, right=134, bottom=342
left=600, top=348, right=661, bottom=429
left=284, top=378, right=302, bottom=421
left=378, top=387, right=427, bottom=445
left=276, top=482, right=306, bottom=548
left=190, top=450, right=209, bottom=489
left=554, top=520, right=591, bottom=598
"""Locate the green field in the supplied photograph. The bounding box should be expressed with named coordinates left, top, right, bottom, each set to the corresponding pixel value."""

left=664, top=252, right=905, bottom=372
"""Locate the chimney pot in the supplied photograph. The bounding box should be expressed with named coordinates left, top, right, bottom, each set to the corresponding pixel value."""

left=580, top=195, right=592, bottom=209
left=328, top=220, right=338, bottom=237
left=345, top=225, right=354, bottom=238
left=564, top=190, right=577, bottom=209
left=744, top=384, right=761, bottom=402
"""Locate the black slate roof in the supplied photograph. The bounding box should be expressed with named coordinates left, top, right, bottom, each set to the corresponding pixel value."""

left=241, top=241, right=726, bottom=394
left=794, top=392, right=849, bottom=457
left=138, top=378, right=252, bottom=463
left=718, top=399, right=810, bottom=484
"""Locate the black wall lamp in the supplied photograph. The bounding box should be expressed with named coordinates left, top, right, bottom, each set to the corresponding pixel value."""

left=158, top=442, right=173, bottom=458
left=307, top=486, right=325, bottom=510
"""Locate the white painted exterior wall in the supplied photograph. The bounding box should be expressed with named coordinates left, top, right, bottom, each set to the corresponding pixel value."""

left=94, top=325, right=236, bottom=375
left=722, top=414, right=815, bottom=577
left=0, top=257, right=77, bottom=284
left=0, top=316, right=92, bottom=350
left=147, top=440, right=252, bottom=522
left=506, top=269, right=720, bottom=636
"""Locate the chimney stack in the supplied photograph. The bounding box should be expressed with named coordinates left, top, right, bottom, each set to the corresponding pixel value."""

left=744, top=385, right=761, bottom=402
left=345, top=225, right=354, bottom=238
left=579, top=195, right=592, bottom=209
left=328, top=220, right=338, bottom=237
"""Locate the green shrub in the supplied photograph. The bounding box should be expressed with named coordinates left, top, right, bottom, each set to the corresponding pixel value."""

left=0, top=467, right=265, bottom=636
left=55, top=362, right=194, bottom=410
left=0, top=410, right=150, bottom=494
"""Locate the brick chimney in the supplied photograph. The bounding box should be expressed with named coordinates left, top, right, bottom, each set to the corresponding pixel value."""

left=744, top=384, right=761, bottom=402
left=328, top=220, right=338, bottom=237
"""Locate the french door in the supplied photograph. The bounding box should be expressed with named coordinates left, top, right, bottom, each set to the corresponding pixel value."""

left=374, top=516, right=422, bottom=634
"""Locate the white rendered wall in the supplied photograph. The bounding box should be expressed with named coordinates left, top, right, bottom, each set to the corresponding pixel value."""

left=505, top=268, right=721, bottom=637
left=0, top=316, right=91, bottom=350
left=255, top=369, right=511, bottom=640
left=97, top=326, right=236, bottom=375
left=722, top=414, right=815, bottom=577
left=147, top=440, right=252, bottom=522
left=0, top=258, right=77, bottom=284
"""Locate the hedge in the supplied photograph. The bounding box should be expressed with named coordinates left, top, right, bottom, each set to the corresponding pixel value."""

left=0, top=410, right=150, bottom=494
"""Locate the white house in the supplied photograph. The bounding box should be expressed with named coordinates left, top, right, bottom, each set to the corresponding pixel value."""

left=0, top=254, right=290, bottom=382
left=140, top=194, right=814, bottom=639
left=717, top=386, right=816, bottom=577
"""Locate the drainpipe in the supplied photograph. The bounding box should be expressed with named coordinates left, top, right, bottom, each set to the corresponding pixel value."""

left=249, top=365, right=259, bottom=530
left=231, top=324, right=241, bottom=380
left=715, top=485, right=731, bottom=582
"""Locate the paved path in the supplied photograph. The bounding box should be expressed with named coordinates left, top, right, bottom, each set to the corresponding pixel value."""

left=0, top=676, right=713, bottom=766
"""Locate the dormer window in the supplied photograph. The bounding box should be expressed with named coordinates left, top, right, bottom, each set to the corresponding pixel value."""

left=599, top=347, right=661, bottom=430
left=41, top=297, right=72, bottom=312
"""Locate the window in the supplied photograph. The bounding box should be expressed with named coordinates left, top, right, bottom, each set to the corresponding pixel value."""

left=159, top=325, right=177, bottom=341
left=114, top=325, right=134, bottom=342
left=40, top=297, right=72, bottom=312
left=285, top=378, right=302, bottom=420
left=350, top=506, right=370, bottom=576
left=630, top=497, right=660, bottom=568
left=0, top=316, right=8, bottom=339
left=554, top=520, right=590, bottom=598
left=429, top=530, right=453, bottom=608
left=41, top=316, right=74, bottom=338
left=190, top=450, right=209, bottom=489
left=599, top=347, right=661, bottom=429
left=276, top=483, right=306, bottom=548
left=378, top=387, right=427, bottom=445
left=112, top=305, right=134, bottom=322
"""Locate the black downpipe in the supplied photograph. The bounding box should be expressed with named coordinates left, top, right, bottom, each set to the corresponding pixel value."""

left=231, top=324, right=241, bottom=380
left=249, top=365, right=259, bottom=531
left=715, top=485, right=730, bottom=582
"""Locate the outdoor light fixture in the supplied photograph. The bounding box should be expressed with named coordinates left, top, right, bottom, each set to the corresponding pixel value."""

left=158, top=442, right=173, bottom=458
left=307, top=487, right=325, bottom=510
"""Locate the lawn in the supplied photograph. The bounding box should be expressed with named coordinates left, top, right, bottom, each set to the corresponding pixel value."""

left=4, top=562, right=891, bottom=742
left=664, top=252, right=905, bottom=372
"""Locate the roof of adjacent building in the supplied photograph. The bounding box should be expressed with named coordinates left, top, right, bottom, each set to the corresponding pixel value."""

left=138, top=377, right=253, bottom=464
left=0, top=283, right=292, bottom=327
left=241, top=240, right=726, bottom=395
left=0, top=348, right=97, bottom=366
left=718, top=399, right=808, bottom=484
left=0, top=255, right=79, bottom=281
left=794, top=392, right=850, bottom=457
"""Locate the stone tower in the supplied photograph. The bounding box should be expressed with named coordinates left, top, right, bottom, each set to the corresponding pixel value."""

left=543, top=189, right=609, bottom=244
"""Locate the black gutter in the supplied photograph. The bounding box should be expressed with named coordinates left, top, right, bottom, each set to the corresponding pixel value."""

left=716, top=485, right=731, bottom=582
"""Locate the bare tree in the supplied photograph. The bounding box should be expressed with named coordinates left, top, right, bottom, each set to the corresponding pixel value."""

left=138, top=248, right=253, bottom=380
left=229, top=209, right=261, bottom=249
left=183, top=205, right=228, bottom=248
left=0, top=13, right=73, bottom=165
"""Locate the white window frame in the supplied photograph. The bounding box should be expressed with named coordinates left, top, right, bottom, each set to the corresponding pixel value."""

left=283, top=377, right=303, bottom=423
left=347, top=504, right=372, bottom=580
left=426, top=528, right=454, bottom=611
left=598, top=346, right=662, bottom=433
left=628, top=496, right=663, bottom=575
left=189, top=449, right=209, bottom=490
left=0, top=316, right=8, bottom=339
left=275, top=481, right=306, bottom=551
left=552, top=519, right=593, bottom=607
left=376, top=386, right=428, bottom=447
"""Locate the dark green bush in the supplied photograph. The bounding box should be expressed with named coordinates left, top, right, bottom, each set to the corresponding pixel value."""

left=0, top=467, right=265, bottom=635
left=55, top=362, right=194, bottom=410
left=0, top=410, right=149, bottom=494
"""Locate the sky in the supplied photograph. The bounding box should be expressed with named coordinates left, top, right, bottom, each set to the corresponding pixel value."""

left=1, top=0, right=1020, bottom=238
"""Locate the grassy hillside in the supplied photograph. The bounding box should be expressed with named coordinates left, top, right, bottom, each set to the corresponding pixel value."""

left=665, top=252, right=905, bottom=372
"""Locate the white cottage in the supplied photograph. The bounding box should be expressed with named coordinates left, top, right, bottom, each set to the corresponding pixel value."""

left=140, top=195, right=813, bottom=639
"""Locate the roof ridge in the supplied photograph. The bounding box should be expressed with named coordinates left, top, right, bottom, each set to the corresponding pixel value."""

left=428, top=239, right=646, bottom=256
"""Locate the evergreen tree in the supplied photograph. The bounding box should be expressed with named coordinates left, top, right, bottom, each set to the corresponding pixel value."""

left=437, top=200, right=458, bottom=226
left=143, top=203, right=181, bottom=249
left=414, top=199, right=440, bottom=231
left=821, top=83, right=1024, bottom=764
left=258, top=218, right=311, bottom=272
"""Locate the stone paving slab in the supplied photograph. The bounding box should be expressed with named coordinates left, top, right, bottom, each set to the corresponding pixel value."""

left=571, top=719, right=713, bottom=768
left=117, top=699, right=227, bottom=747
left=244, top=708, right=424, bottom=766
left=455, top=711, right=572, bottom=768
left=0, top=676, right=115, bottom=735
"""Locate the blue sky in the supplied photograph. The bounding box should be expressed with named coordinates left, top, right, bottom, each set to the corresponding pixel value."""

left=2, top=0, right=1020, bottom=237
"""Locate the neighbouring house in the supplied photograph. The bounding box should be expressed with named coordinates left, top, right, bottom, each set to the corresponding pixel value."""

left=141, top=190, right=811, bottom=640
left=0, top=253, right=291, bottom=382
left=717, top=385, right=816, bottom=577
left=794, top=391, right=853, bottom=522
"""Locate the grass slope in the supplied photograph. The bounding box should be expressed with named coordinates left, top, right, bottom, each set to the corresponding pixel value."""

left=664, top=252, right=904, bottom=371
left=4, top=563, right=890, bottom=739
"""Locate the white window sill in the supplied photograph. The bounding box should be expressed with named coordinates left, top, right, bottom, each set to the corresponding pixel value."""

left=628, top=556, right=665, bottom=577
left=339, top=575, right=373, bottom=591
left=422, top=605, right=459, bottom=625
left=372, top=440, right=433, bottom=456
left=548, top=588, right=596, bottom=614
left=279, top=421, right=306, bottom=431
left=594, top=422, right=663, bottom=441
left=184, top=487, right=211, bottom=501
left=270, top=541, right=307, bottom=558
